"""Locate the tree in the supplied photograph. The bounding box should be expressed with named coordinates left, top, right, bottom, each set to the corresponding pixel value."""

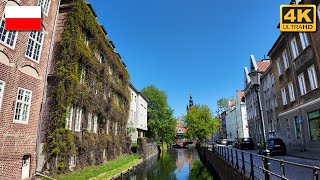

left=183, top=104, right=220, bottom=143
left=142, top=85, right=176, bottom=147
left=216, top=98, right=229, bottom=115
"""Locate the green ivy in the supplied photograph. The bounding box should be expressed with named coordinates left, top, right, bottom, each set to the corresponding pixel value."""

left=43, top=0, right=131, bottom=174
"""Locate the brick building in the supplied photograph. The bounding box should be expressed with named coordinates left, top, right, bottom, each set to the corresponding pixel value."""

left=37, top=0, right=131, bottom=174
left=0, top=0, right=60, bottom=179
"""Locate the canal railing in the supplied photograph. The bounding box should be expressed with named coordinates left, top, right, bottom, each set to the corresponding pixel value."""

left=199, top=145, right=320, bottom=180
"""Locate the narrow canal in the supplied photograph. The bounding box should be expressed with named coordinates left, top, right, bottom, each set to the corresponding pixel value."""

left=124, top=148, right=212, bottom=180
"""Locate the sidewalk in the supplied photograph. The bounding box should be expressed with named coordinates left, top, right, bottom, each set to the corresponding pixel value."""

left=288, top=150, right=320, bottom=160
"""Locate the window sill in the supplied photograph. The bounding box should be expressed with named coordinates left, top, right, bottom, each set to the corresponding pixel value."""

left=13, top=120, right=28, bottom=125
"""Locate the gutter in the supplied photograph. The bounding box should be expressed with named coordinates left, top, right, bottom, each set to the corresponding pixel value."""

left=35, top=0, right=62, bottom=175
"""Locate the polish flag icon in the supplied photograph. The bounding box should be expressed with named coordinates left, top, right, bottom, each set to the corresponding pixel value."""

left=5, top=6, right=41, bottom=31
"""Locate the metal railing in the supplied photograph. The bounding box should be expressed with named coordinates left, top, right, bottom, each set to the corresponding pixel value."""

left=209, top=145, right=320, bottom=180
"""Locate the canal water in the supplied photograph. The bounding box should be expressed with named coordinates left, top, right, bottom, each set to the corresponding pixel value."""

left=124, top=148, right=212, bottom=180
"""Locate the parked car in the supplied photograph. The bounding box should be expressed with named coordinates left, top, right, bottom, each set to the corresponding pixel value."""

left=233, top=138, right=240, bottom=148
left=221, top=139, right=233, bottom=146
left=216, top=139, right=222, bottom=144
left=257, top=138, right=286, bottom=155
left=238, top=138, right=254, bottom=150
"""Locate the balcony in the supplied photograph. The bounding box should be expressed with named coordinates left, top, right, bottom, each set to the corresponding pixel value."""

left=293, top=45, right=313, bottom=70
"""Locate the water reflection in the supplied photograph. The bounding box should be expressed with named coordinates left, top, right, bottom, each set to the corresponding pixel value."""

left=126, top=148, right=211, bottom=180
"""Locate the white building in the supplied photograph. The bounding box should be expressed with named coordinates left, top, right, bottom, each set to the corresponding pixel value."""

left=128, top=83, right=148, bottom=142
left=225, top=91, right=249, bottom=140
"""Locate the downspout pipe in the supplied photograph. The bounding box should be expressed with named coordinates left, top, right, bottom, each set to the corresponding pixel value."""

left=35, top=0, right=62, bottom=176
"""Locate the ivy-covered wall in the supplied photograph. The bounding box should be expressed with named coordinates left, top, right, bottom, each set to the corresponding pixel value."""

left=42, top=0, right=131, bottom=174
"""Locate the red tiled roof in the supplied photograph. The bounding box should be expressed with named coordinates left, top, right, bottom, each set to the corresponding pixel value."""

left=237, top=91, right=245, bottom=99
left=257, top=60, right=271, bottom=72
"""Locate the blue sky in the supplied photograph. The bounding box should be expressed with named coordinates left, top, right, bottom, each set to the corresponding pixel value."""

left=89, top=0, right=288, bottom=117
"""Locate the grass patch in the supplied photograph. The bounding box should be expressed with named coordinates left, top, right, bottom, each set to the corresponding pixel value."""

left=56, top=154, right=141, bottom=180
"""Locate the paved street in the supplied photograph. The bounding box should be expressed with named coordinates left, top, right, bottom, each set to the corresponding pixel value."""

left=208, top=144, right=320, bottom=180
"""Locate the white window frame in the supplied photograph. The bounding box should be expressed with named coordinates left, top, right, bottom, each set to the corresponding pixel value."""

left=0, top=80, right=5, bottom=112
left=75, top=107, right=82, bottom=132
left=87, top=113, right=92, bottom=132
left=37, top=0, right=51, bottom=16
left=298, top=73, right=307, bottom=96
left=308, top=65, right=318, bottom=90
left=276, top=58, right=282, bottom=76
left=299, top=32, right=309, bottom=50
left=291, top=37, right=299, bottom=59
left=282, top=49, right=289, bottom=70
left=13, top=88, right=32, bottom=124
left=25, top=31, right=44, bottom=63
left=93, top=114, right=98, bottom=133
left=318, top=5, right=320, bottom=22
left=0, top=16, right=18, bottom=49
left=281, top=87, right=287, bottom=105
left=65, top=106, right=73, bottom=130
left=80, top=68, right=86, bottom=83
left=288, top=82, right=295, bottom=102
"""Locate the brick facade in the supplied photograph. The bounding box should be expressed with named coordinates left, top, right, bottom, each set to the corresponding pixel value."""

left=0, top=0, right=59, bottom=179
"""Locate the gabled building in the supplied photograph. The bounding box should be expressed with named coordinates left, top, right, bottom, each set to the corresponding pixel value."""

left=244, top=55, right=271, bottom=145
left=38, top=0, right=131, bottom=174
left=0, top=0, right=60, bottom=179
left=176, top=118, right=187, bottom=139
left=127, top=83, right=148, bottom=142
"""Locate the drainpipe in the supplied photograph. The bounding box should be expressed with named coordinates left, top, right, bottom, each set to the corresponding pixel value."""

left=35, top=0, right=62, bottom=175
left=282, top=32, right=305, bottom=151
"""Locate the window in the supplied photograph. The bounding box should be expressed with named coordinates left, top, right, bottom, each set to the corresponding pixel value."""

left=276, top=58, right=282, bottom=76
left=80, top=68, right=86, bottom=83
left=0, top=80, right=4, bottom=112
left=93, top=114, right=98, bottom=133
left=281, top=87, right=287, bottom=105
left=271, top=73, right=275, bottom=85
left=65, top=106, right=73, bottom=130
left=274, top=96, right=278, bottom=107
left=298, top=73, right=307, bottom=95
left=308, top=65, right=318, bottom=90
left=38, top=0, right=51, bottom=15
left=308, top=110, right=320, bottom=141
left=0, top=18, right=17, bottom=48
left=26, top=31, right=44, bottom=62
left=87, top=113, right=92, bottom=132
left=288, top=82, right=295, bottom=102
left=14, top=88, right=32, bottom=123
left=75, top=107, right=82, bottom=132
left=282, top=50, right=289, bottom=69
left=318, top=5, right=320, bottom=22
left=291, top=37, right=299, bottom=59
left=294, top=116, right=301, bottom=139
left=286, top=118, right=290, bottom=128
left=299, top=32, right=309, bottom=50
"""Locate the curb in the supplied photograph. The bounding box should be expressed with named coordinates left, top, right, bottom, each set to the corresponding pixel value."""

left=287, top=154, right=320, bottom=161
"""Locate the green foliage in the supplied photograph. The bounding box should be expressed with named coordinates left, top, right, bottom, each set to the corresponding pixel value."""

left=183, top=105, right=220, bottom=143
left=141, top=86, right=176, bottom=146
left=43, top=0, right=130, bottom=174
left=216, top=98, right=229, bottom=115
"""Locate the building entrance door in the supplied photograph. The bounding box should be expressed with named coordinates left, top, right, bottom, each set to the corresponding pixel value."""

left=21, top=155, right=30, bottom=179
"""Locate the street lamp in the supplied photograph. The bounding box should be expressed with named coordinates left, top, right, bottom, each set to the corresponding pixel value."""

left=248, top=69, right=268, bottom=155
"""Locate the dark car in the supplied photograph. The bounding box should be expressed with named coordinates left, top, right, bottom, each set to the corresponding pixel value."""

left=257, top=138, right=286, bottom=155
left=238, top=138, right=254, bottom=150
left=233, top=138, right=240, bottom=148
left=216, top=139, right=222, bottom=144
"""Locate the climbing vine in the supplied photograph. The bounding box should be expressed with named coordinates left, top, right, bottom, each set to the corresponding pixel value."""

left=43, top=0, right=131, bottom=174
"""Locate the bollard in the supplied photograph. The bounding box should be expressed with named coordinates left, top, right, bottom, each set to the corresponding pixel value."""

left=280, top=159, right=285, bottom=179
left=313, top=167, right=319, bottom=180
